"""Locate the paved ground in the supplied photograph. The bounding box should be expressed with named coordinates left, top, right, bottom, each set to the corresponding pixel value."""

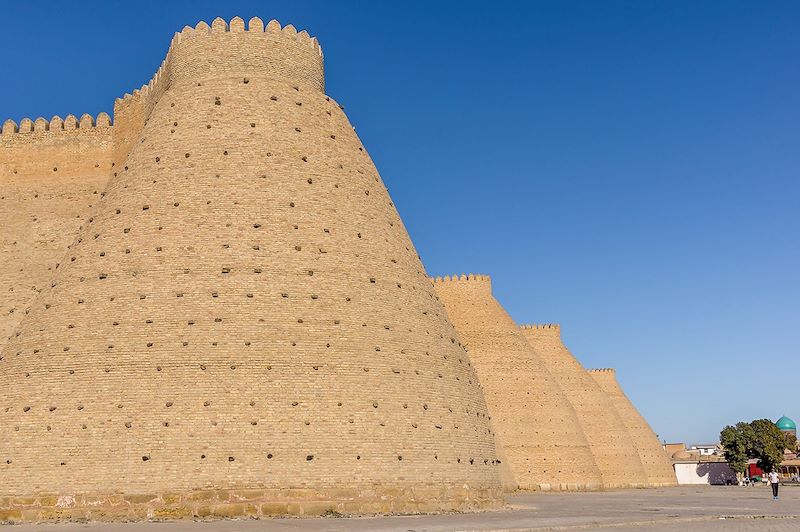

left=7, top=485, right=800, bottom=531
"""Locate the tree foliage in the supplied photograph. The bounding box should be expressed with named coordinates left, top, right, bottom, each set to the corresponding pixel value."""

left=720, top=422, right=752, bottom=475
left=719, top=419, right=797, bottom=476
left=749, top=419, right=796, bottom=472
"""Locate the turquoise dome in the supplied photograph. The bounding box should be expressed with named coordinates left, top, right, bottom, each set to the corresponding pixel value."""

left=776, top=416, right=796, bottom=431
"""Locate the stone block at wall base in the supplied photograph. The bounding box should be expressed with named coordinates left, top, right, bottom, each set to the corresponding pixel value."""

left=0, top=486, right=504, bottom=523
left=516, top=482, right=605, bottom=493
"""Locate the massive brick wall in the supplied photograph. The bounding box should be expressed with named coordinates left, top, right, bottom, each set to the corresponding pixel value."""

left=0, top=17, right=503, bottom=521
left=588, top=369, right=677, bottom=486
left=432, top=275, right=602, bottom=491
left=520, top=324, right=648, bottom=488
left=0, top=115, right=112, bottom=351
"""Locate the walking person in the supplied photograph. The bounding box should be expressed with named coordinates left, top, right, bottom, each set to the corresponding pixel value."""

left=768, top=469, right=780, bottom=500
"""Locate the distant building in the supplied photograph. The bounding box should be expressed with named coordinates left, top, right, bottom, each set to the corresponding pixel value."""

left=665, top=442, right=720, bottom=460
left=775, top=416, right=798, bottom=480
left=671, top=451, right=735, bottom=485
left=668, top=442, right=734, bottom=485
left=776, top=415, right=796, bottom=437
left=664, top=443, right=686, bottom=456
left=675, top=415, right=800, bottom=485
left=689, top=444, right=720, bottom=456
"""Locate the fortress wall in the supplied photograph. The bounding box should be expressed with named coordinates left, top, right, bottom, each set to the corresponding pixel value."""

left=588, top=369, right=677, bottom=486
left=520, top=324, right=648, bottom=488
left=1, top=114, right=113, bottom=178
left=2, top=17, right=326, bottom=357
left=432, top=275, right=602, bottom=491
left=112, top=17, right=324, bottom=170
left=0, top=115, right=112, bottom=348
left=432, top=275, right=516, bottom=491
left=0, top=17, right=502, bottom=520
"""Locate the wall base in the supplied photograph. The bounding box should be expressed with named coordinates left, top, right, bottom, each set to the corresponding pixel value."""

left=0, top=486, right=504, bottom=523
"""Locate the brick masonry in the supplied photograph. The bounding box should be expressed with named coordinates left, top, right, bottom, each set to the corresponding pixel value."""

left=432, top=274, right=603, bottom=491
left=0, top=114, right=112, bottom=348
left=0, top=15, right=675, bottom=524
left=520, top=324, right=650, bottom=488
left=0, top=17, right=503, bottom=521
left=588, top=368, right=677, bottom=486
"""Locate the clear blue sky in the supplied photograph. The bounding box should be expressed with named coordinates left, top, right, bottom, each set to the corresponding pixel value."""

left=1, top=1, right=797, bottom=445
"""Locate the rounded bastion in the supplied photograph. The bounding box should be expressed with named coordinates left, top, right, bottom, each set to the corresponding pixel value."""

left=0, top=17, right=503, bottom=522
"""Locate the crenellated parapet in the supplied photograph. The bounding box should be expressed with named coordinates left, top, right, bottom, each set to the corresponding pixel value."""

left=431, top=273, right=491, bottom=284
left=112, top=16, right=324, bottom=169
left=2, top=113, right=111, bottom=136
left=1, top=113, right=113, bottom=180
left=430, top=274, right=492, bottom=296
left=2, top=16, right=325, bottom=174
left=114, top=15, right=322, bottom=110
left=520, top=323, right=561, bottom=333
left=519, top=323, right=562, bottom=344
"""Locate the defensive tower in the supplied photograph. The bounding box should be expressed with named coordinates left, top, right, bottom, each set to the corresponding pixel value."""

left=432, top=275, right=602, bottom=491
left=588, top=368, right=677, bottom=486
left=520, top=324, right=648, bottom=488
left=0, top=17, right=502, bottom=521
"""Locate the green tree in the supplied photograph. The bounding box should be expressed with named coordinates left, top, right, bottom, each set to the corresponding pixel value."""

left=720, top=422, right=752, bottom=482
left=720, top=419, right=798, bottom=483
left=748, top=419, right=795, bottom=473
